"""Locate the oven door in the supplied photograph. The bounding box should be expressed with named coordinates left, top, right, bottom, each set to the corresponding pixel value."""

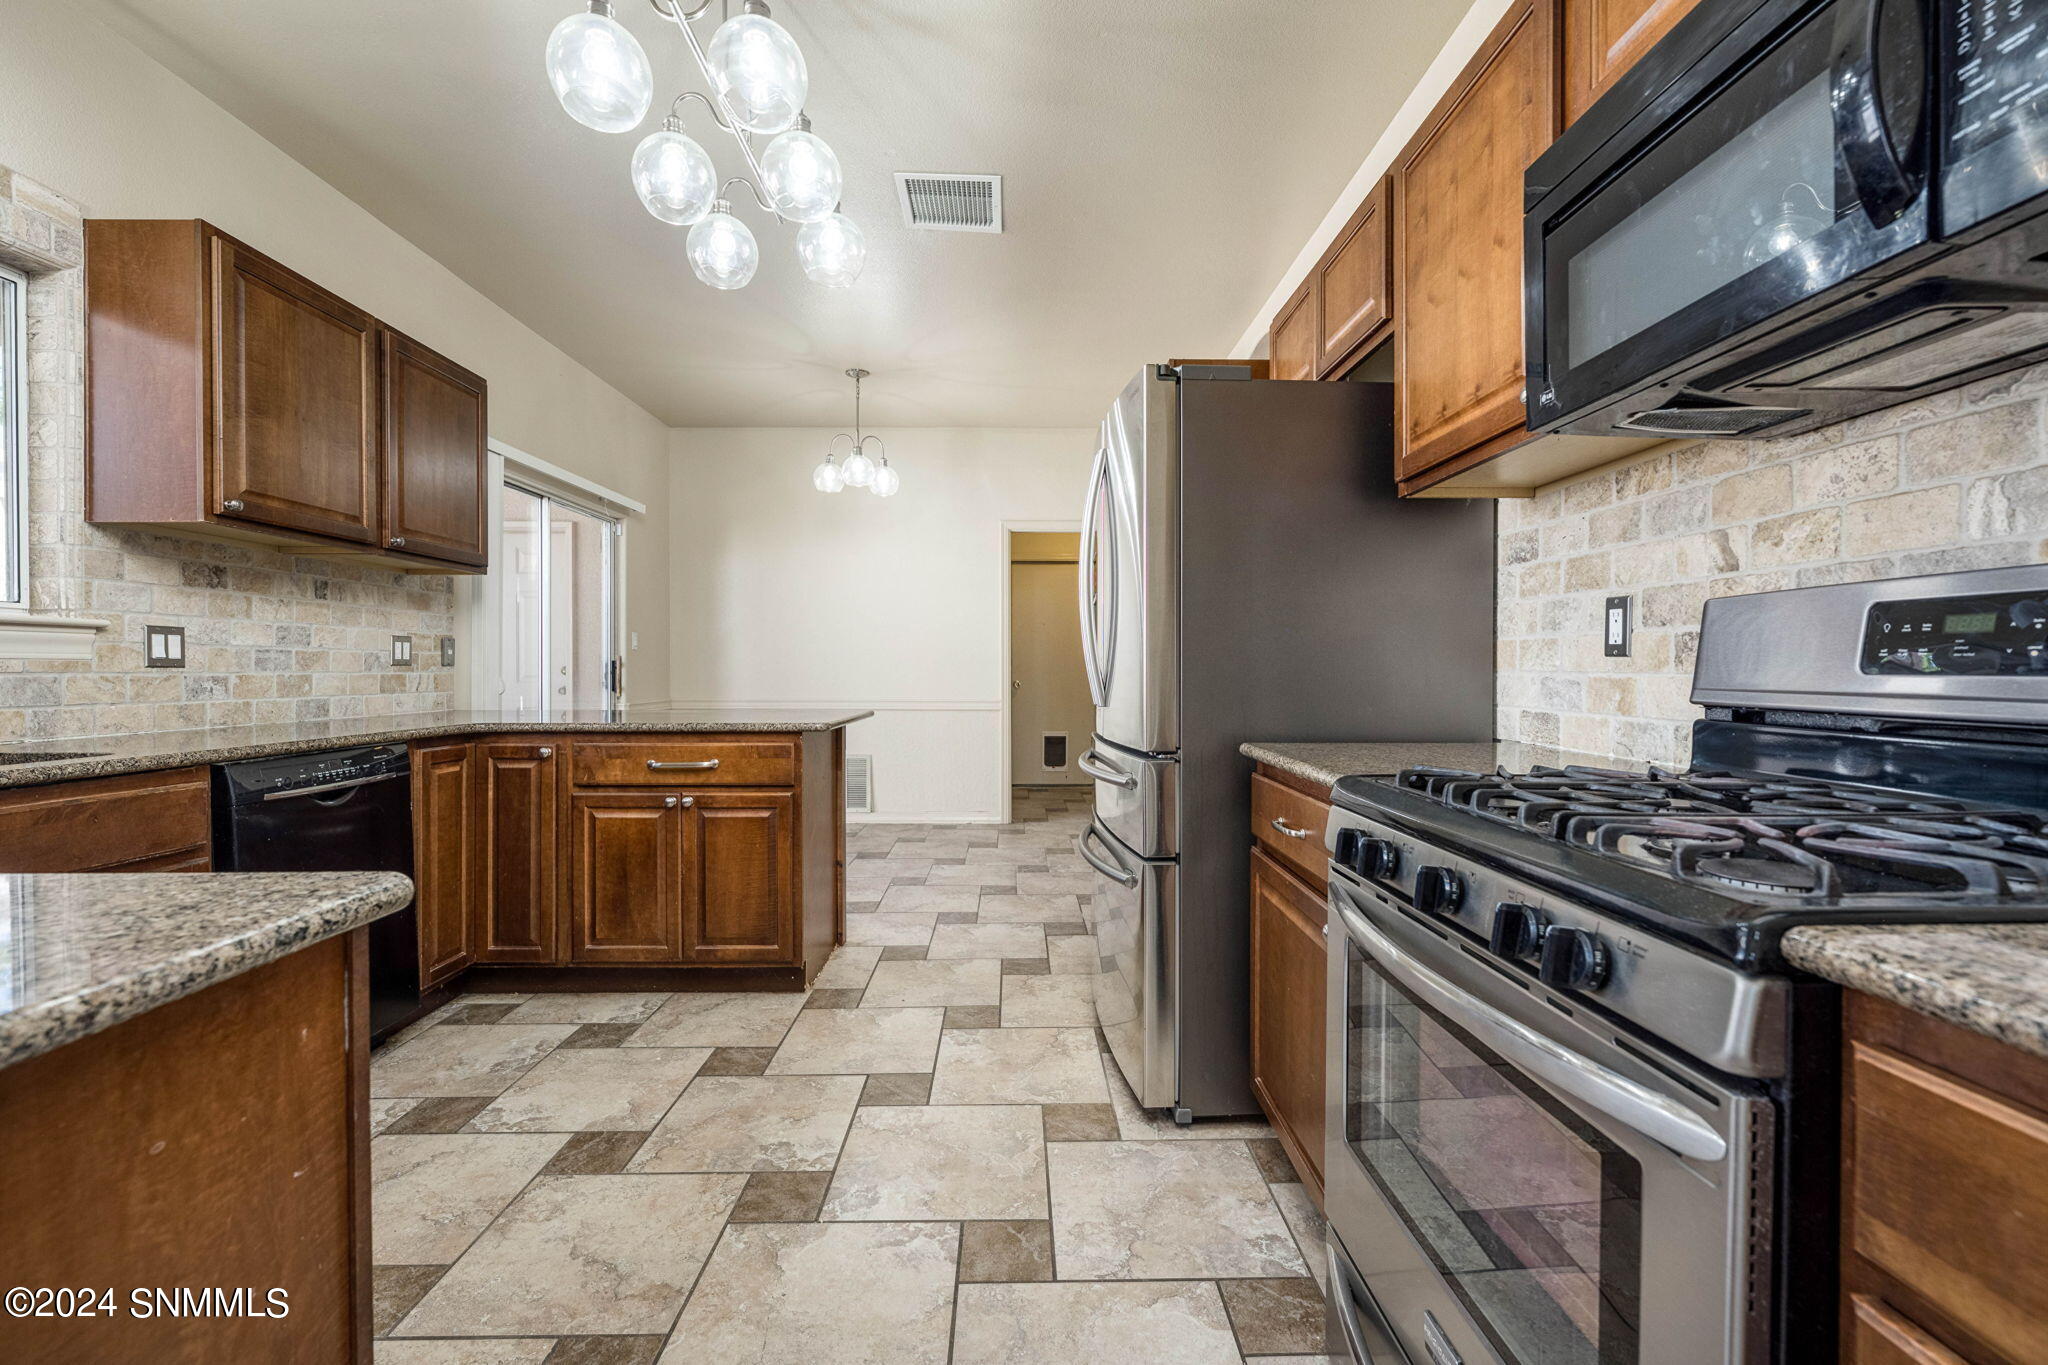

left=1528, top=0, right=1934, bottom=438
left=1323, top=875, right=1773, bottom=1365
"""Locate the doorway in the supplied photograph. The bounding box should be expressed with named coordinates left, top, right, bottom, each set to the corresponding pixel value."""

left=497, top=482, right=620, bottom=711
left=1008, top=529, right=1092, bottom=791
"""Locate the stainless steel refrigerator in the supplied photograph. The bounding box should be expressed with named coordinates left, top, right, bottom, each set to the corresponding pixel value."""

left=1076, top=364, right=1495, bottom=1121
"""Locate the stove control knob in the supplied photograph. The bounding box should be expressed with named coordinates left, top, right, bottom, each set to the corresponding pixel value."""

left=1336, top=829, right=1398, bottom=880
left=1538, top=927, right=1611, bottom=992
left=1413, top=866, right=1463, bottom=917
left=1488, top=903, right=1547, bottom=960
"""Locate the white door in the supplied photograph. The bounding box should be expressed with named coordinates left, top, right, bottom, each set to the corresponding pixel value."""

left=495, top=482, right=619, bottom=711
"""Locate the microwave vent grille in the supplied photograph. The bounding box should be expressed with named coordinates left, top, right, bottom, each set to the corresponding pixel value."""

left=1616, top=404, right=1809, bottom=437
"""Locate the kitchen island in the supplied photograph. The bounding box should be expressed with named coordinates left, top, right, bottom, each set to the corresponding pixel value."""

left=0, top=871, right=412, bottom=1365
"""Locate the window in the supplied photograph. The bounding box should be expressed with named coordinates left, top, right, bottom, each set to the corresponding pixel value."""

left=0, top=261, right=25, bottom=608
left=497, top=481, right=620, bottom=711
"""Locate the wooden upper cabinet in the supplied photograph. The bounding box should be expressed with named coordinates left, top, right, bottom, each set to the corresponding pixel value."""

left=1269, top=277, right=1319, bottom=381
left=412, top=741, right=475, bottom=987
left=1393, top=0, right=1559, bottom=483
left=381, top=329, right=487, bottom=567
left=85, top=219, right=487, bottom=573
left=211, top=234, right=379, bottom=545
left=1560, top=0, right=1706, bottom=127
left=569, top=791, right=689, bottom=963
left=686, top=791, right=795, bottom=965
left=1315, top=178, right=1393, bottom=377
left=473, top=742, right=561, bottom=964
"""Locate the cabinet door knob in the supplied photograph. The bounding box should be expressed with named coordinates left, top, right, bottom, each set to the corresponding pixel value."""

left=221, top=498, right=245, bottom=513
left=664, top=796, right=677, bottom=806
left=388, top=536, right=407, bottom=549
left=537, top=747, right=552, bottom=758
left=664, top=795, right=695, bottom=808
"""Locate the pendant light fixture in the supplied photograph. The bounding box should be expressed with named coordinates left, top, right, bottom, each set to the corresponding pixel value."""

left=812, top=369, right=900, bottom=498
left=545, top=0, right=863, bottom=289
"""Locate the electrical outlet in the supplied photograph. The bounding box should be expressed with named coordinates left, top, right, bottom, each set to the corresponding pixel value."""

left=391, top=635, right=414, bottom=668
left=1604, top=595, right=1633, bottom=658
left=145, top=624, right=186, bottom=668
left=439, top=635, right=456, bottom=667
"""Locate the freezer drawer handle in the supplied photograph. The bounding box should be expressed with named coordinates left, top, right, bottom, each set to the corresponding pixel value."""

left=1332, top=886, right=1728, bottom=1163
left=1077, top=749, right=1138, bottom=788
left=260, top=771, right=406, bottom=802
left=1270, top=817, right=1314, bottom=840
left=1077, top=824, right=1140, bottom=888
left=648, top=759, right=720, bottom=771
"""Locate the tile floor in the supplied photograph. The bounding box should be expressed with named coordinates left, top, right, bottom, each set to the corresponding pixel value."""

left=369, top=787, right=1340, bottom=1364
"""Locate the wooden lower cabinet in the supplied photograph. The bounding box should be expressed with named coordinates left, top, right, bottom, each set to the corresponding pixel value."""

left=1250, top=847, right=1327, bottom=1203
left=472, top=742, right=560, bottom=963
left=688, top=791, right=796, bottom=964
left=1840, top=991, right=2048, bottom=1365
left=569, top=791, right=689, bottom=963
left=411, top=742, right=474, bottom=987
left=0, top=767, right=212, bottom=873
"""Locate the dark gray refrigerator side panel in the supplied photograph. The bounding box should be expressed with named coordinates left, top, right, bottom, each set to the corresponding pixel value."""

left=1174, top=376, right=1496, bottom=1118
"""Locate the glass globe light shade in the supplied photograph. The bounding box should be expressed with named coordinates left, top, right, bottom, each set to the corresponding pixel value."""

left=687, top=208, right=760, bottom=290
left=796, top=212, right=865, bottom=287
left=840, top=445, right=877, bottom=488
left=632, top=123, right=717, bottom=225
left=546, top=5, right=654, bottom=134
left=761, top=127, right=841, bottom=223
left=705, top=8, right=808, bottom=135
left=869, top=460, right=900, bottom=498
left=811, top=455, right=844, bottom=492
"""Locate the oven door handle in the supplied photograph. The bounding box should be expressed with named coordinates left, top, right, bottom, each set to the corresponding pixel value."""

left=1333, top=892, right=1728, bottom=1163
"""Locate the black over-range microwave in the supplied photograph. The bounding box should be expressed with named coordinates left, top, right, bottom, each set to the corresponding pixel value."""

left=1526, top=0, right=2048, bottom=440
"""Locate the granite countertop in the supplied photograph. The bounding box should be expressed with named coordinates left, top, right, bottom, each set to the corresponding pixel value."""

left=1784, top=923, right=2048, bottom=1060
left=1240, top=740, right=1634, bottom=792
left=0, top=706, right=875, bottom=789
left=0, top=871, right=414, bottom=1070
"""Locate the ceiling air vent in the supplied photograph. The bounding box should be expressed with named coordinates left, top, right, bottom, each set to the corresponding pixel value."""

left=845, top=754, right=874, bottom=814
left=896, top=173, right=1003, bottom=233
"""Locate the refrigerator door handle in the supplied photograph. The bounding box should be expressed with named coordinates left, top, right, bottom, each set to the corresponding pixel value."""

left=1077, top=748, right=1138, bottom=788
left=1077, top=822, right=1140, bottom=888
left=1077, top=443, right=1117, bottom=708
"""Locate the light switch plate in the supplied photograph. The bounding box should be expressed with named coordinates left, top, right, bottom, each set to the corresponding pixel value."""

left=1604, top=595, right=1633, bottom=658
left=145, top=624, right=186, bottom=668
left=439, top=635, right=456, bottom=667
left=391, top=635, right=414, bottom=668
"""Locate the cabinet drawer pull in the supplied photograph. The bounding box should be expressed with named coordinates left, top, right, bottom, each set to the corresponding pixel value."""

left=663, top=795, right=695, bottom=808
left=1270, top=817, right=1315, bottom=840
left=537, top=747, right=552, bottom=758
left=221, top=498, right=245, bottom=513
left=388, top=536, right=407, bottom=549
left=648, top=759, right=720, bottom=771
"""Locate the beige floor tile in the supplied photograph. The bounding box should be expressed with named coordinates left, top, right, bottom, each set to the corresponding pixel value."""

left=951, top=1281, right=1242, bottom=1365
left=1048, top=1140, right=1307, bottom=1279
left=930, top=1027, right=1109, bottom=1105
left=1046, top=935, right=1099, bottom=975
left=466, top=1048, right=709, bottom=1133
left=766, top=1007, right=945, bottom=1075
left=371, top=1025, right=578, bottom=1099
left=928, top=923, right=1047, bottom=960
left=370, top=1134, right=566, bottom=1264
left=1218, top=1277, right=1330, bottom=1355
left=976, top=894, right=1085, bottom=923
left=373, top=1341, right=554, bottom=1364
left=373, top=1265, right=446, bottom=1336
left=629, top=1075, right=863, bottom=1172
left=1015, top=872, right=1097, bottom=896
left=823, top=1104, right=1048, bottom=1221
left=626, top=991, right=805, bottom=1048
left=958, top=1220, right=1054, bottom=1282
left=925, top=864, right=1019, bottom=888
left=842, top=911, right=941, bottom=946
left=496, top=993, right=669, bottom=1025
left=660, top=1222, right=957, bottom=1365
left=875, top=885, right=983, bottom=915
left=861, top=957, right=1003, bottom=1007
left=394, top=1174, right=744, bottom=1337
left=809, top=945, right=885, bottom=990
left=371, top=1098, right=422, bottom=1135
left=1101, top=1054, right=1272, bottom=1140
left=999, top=975, right=1100, bottom=1027
left=1273, top=1181, right=1331, bottom=1292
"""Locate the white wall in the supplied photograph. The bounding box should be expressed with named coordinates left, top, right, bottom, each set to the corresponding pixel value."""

left=669, top=428, right=1097, bottom=820
left=0, top=2, right=673, bottom=702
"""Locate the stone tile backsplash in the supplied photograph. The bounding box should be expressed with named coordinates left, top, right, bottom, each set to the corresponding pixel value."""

left=0, top=163, right=453, bottom=744
left=1497, top=373, right=2048, bottom=767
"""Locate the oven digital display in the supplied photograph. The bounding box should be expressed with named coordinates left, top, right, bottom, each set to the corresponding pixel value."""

left=1861, top=590, right=2048, bottom=674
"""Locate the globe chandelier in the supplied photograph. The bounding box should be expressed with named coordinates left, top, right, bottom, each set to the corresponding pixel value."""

left=546, top=0, right=865, bottom=290
left=812, top=369, right=899, bottom=497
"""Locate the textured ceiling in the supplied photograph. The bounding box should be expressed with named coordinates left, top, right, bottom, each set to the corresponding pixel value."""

left=94, top=0, right=1463, bottom=427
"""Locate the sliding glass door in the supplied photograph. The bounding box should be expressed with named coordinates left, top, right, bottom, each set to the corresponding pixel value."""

left=498, top=482, right=619, bottom=711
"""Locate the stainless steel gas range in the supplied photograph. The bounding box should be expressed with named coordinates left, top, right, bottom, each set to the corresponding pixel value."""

left=1320, top=565, right=2048, bottom=1365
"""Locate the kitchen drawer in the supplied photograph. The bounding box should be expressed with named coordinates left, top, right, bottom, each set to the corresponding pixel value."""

left=1847, top=1295, right=1970, bottom=1365
left=1251, top=772, right=1332, bottom=887
left=0, top=768, right=212, bottom=873
left=570, top=738, right=797, bottom=789
left=1846, top=1039, right=2048, bottom=1365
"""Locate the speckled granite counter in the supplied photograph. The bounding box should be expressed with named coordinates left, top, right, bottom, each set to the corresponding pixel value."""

left=0, top=871, right=413, bottom=1069
left=1784, top=923, right=2048, bottom=1060
left=1240, top=740, right=1640, bottom=792
left=0, top=706, right=874, bottom=790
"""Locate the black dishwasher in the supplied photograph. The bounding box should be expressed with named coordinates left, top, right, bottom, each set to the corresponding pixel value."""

left=213, top=745, right=437, bottom=1041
